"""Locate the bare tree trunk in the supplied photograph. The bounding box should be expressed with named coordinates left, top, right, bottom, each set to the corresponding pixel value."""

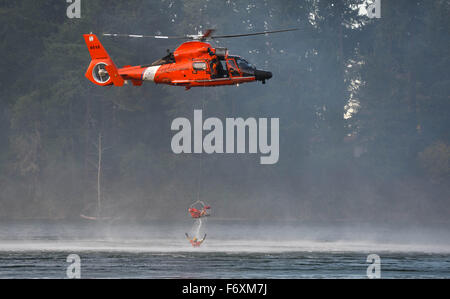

left=97, top=133, right=102, bottom=218
left=84, top=95, right=92, bottom=207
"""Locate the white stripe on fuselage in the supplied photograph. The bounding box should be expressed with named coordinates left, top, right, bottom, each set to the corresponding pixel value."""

left=142, top=66, right=161, bottom=81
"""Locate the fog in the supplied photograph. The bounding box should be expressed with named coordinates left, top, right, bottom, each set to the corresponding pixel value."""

left=0, top=1, right=449, bottom=249
left=0, top=221, right=449, bottom=254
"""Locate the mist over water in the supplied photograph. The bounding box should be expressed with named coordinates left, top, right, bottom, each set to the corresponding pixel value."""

left=0, top=221, right=449, bottom=254
left=0, top=221, right=449, bottom=278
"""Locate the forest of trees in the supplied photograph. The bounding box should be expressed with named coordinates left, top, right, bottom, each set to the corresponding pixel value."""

left=0, top=0, right=448, bottom=224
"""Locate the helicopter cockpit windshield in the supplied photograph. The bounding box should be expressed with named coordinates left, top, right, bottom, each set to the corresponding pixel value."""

left=235, top=57, right=256, bottom=76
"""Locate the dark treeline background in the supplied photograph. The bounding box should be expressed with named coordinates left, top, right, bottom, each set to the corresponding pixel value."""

left=0, top=0, right=448, bottom=224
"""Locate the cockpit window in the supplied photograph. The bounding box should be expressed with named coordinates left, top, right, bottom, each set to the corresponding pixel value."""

left=235, top=58, right=256, bottom=72
left=227, top=59, right=240, bottom=77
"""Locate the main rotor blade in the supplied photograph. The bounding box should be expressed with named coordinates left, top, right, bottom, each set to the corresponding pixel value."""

left=103, top=28, right=299, bottom=41
left=103, top=33, right=189, bottom=39
left=210, top=28, right=299, bottom=39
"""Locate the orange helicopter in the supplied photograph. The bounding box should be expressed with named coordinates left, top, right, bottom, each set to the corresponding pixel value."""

left=83, top=28, right=297, bottom=90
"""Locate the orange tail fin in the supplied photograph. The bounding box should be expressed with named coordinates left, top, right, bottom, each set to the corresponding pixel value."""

left=83, top=34, right=124, bottom=86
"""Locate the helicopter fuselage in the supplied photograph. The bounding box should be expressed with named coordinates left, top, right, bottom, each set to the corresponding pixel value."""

left=84, top=34, right=272, bottom=89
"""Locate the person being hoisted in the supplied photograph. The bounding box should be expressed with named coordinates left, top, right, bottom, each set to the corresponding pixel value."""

left=188, top=201, right=211, bottom=219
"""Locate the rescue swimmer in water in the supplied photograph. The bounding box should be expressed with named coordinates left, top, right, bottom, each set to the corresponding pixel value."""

left=185, top=233, right=207, bottom=247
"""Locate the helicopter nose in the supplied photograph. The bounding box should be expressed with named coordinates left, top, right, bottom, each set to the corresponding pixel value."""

left=254, top=70, right=272, bottom=83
